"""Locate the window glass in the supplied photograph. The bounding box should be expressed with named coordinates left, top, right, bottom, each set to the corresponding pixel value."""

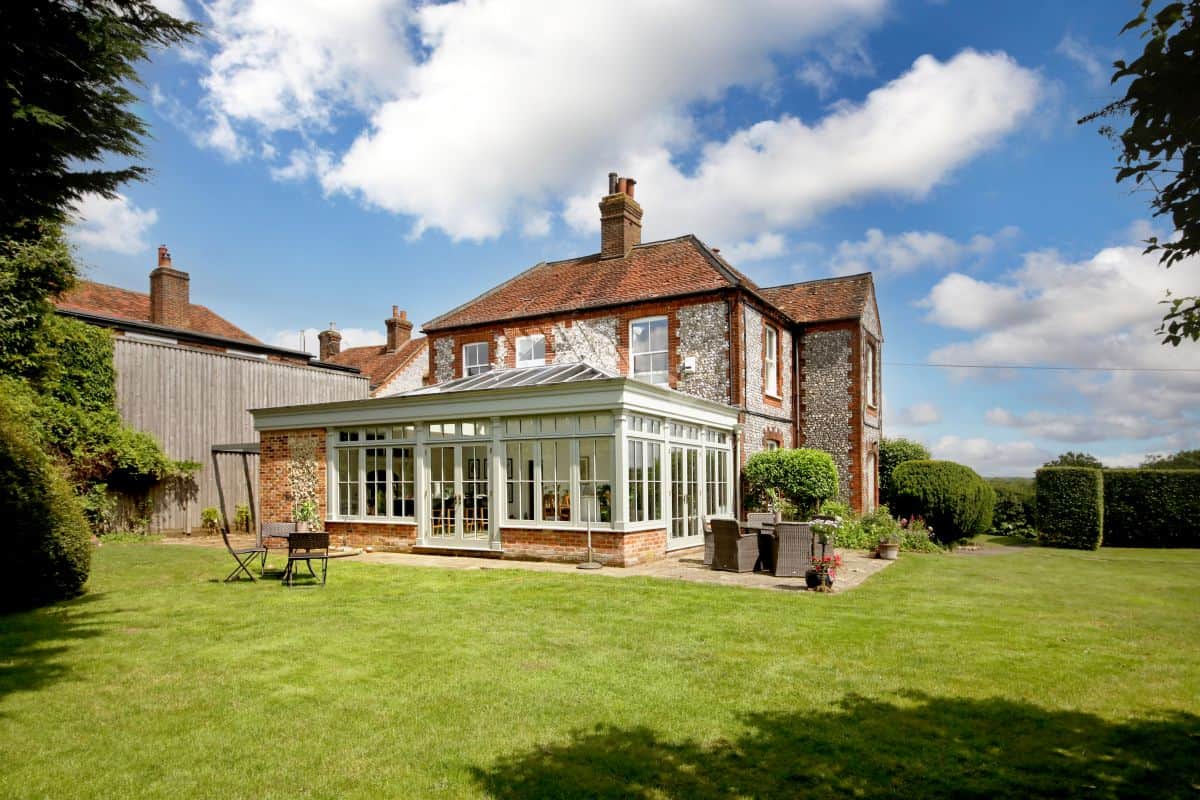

left=579, top=438, right=613, bottom=523
left=516, top=335, right=546, bottom=367
left=391, top=447, right=415, bottom=517
left=337, top=448, right=360, bottom=516
left=765, top=326, right=779, bottom=396
left=364, top=427, right=388, bottom=441
left=541, top=440, right=571, bottom=522
left=627, top=439, right=662, bottom=522
left=364, top=448, right=388, bottom=516
left=391, top=424, right=415, bottom=441
left=630, top=317, right=669, bottom=385
left=506, top=441, right=536, bottom=521
left=705, top=448, right=730, bottom=516
left=338, top=430, right=360, bottom=442
left=463, top=342, right=490, bottom=376
left=866, top=342, right=877, bottom=407
left=766, top=440, right=780, bottom=451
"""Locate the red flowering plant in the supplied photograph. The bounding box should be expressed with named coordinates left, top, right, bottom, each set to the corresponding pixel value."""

left=810, top=553, right=842, bottom=579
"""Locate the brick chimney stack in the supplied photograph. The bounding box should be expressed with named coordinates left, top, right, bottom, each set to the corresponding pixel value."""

left=318, top=323, right=342, bottom=360
left=385, top=305, right=413, bottom=353
left=599, top=172, right=642, bottom=259
left=149, top=244, right=190, bottom=328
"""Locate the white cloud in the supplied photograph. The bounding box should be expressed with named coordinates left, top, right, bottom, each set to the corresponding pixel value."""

left=923, top=231, right=1200, bottom=447
left=929, top=435, right=1052, bottom=477
left=201, top=0, right=413, bottom=134
left=723, top=232, right=787, bottom=263
left=562, top=49, right=1040, bottom=245
left=830, top=225, right=1017, bottom=276
left=270, top=147, right=334, bottom=183
left=326, top=0, right=890, bottom=240
left=1056, top=34, right=1109, bottom=87
left=897, top=402, right=942, bottom=426
left=151, top=84, right=248, bottom=161
left=152, top=0, right=192, bottom=20
left=69, top=194, right=158, bottom=255
left=268, top=327, right=386, bottom=357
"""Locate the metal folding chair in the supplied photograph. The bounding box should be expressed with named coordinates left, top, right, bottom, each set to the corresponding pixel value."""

left=220, top=524, right=266, bottom=582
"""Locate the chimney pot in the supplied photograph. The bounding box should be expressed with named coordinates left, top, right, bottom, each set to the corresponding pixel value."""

left=157, top=245, right=171, bottom=267
left=599, top=173, right=643, bottom=259
left=318, top=325, right=342, bottom=360
left=385, top=305, right=414, bottom=353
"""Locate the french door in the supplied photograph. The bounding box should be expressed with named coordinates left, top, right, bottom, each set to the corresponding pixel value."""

left=426, top=444, right=492, bottom=547
left=669, top=445, right=702, bottom=550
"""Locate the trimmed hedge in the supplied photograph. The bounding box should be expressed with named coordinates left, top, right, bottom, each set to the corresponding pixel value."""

left=879, top=437, right=931, bottom=508
left=1103, top=469, right=1200, bottom=547
left=890, top=460, right=995, bottom=543
left=0, top=382, right=92, bottom=611
left=988, top=478, right=1036, bottom=539
left=743, top=448, right=838, bottom=516
left=1035, top=467, right=1103, bottom=550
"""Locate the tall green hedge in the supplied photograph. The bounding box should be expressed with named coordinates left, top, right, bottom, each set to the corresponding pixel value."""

left=0, top=381, right=92, bottom=610
left=1035, top=467, right=1103, bottom=550
left=879, top=437, right=931, bottom=507
left=743, top=448, right=838, bottom=516
left=890, top=460, right=995, bottom=543
left=1103, top=469, right=1200, bottom=547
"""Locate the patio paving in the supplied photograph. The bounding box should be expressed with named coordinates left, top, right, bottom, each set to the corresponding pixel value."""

left=164, top=534, right=893, bottom=593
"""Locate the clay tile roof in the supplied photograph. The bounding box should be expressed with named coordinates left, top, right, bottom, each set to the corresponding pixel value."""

left=424, top=235, right=752, bottom=331
left=327, top=337, right=427, bottom=392
left=55, top=280, right=261, bottom=344
left=758, top=273, right=874, bottom=324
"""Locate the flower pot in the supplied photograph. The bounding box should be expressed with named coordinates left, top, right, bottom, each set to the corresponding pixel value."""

left=805, top=570, right=833, bottom=590
left=295, top=521, right=311, bottom=533
left=878, top=541, right=900, bottom=561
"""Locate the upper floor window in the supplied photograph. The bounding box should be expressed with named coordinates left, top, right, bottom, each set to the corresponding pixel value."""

left=866, top=341, right=877, bottom=407
left=463, top=342, right=490, bottom=376
left=764, top=325, right=779, bottom=397
left=630, top=316, right=668, bottom=385
left=516, top=334, right=546, bottom=367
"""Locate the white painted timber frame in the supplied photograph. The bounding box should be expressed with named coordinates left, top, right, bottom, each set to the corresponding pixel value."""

left=252, top=372, right=739, bottom=550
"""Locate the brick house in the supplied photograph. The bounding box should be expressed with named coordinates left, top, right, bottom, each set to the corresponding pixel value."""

left=251, top=174, right=882, bottom=565
left=318, top=307, right=429, bottom=397
left=55, top=246, right=368, bottom=532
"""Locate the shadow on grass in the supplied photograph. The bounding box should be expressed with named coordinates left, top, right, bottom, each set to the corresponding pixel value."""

left=472, top=693, right=1200, bottom=799
left=0, top=593, right=111, bottom=704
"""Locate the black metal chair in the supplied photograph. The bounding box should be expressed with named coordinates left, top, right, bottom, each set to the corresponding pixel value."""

left=711, top=518, right=758, bottom=573
left=259, top=521, right=296, bottom=550
left=220, top=524, right=266, bottom=582
left=283, top=532, right=330, bottom=587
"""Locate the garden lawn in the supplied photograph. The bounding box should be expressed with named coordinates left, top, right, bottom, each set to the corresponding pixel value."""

left=1, top=543, right=1198, bottom=799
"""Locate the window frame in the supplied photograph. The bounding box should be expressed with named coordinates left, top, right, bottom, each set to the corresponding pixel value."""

left=629, top=315, right=669, bottom=386
left=764, top=324, right=780, bottom=398
left=865, top=339, right=878, bottom=408
left=462, top=342, right=490, bottom=377
left=515, top=334, right=547, bottom=367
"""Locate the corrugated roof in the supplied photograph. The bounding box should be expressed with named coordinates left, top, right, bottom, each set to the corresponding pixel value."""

left=55, top=280, right=260, bottom=344
left=403, top=362, right=615, bottom=395
left=758, top=273, right=874, bottom=324
left=326, top=338, right=427, bottom=393
left=424, top=235, right=756, bottom=331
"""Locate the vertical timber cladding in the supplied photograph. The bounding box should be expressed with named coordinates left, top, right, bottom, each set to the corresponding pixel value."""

left=112, top=338, right=367, bottom=532
left=740, top=303, right=794, bottom=461
left=798, top=325, right=854, bottom=505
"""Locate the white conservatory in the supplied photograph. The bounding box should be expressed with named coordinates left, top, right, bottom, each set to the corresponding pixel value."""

left=251, top=363, right=741, bottom=566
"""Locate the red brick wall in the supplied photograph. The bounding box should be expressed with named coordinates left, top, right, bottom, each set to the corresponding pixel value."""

left=260, top=428, right=327, bottom=523
left=326, top=521, right=417, bottom=551
left=500, top=527, right=667, bottom=567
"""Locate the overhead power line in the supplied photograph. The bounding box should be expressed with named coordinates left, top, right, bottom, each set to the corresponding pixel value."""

left=885, top=361, right=1200, bottom=374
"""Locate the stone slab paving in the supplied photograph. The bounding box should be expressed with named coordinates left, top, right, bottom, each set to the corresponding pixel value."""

left=163, top=535, right=892, bottom=593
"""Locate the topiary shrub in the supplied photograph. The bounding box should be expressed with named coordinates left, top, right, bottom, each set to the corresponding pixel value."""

left=743, top=448, right=838, bottom=517
left=879, top=437, right=931, bottom=507
left=0, top=382, right=91, bottom=611
left=890, top=460, right=995, bottom=544
left=1035, top=467, right=1103, bottom=550
left=1102, top=469, right=1200, bottom=547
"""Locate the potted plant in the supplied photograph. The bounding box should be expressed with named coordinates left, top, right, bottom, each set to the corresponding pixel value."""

left=200, top=506, right=222, bottom=534
left=806, top=553, right=841, bottom=591
left=294, top=498, right=319, bottom=533
left=877, top=532, right=901, bottom=561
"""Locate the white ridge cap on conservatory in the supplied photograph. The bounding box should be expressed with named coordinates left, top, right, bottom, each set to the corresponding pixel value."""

left=402, top=362, right=617, bottom=395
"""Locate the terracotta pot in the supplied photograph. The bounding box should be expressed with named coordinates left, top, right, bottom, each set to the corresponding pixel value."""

left=296, top=521, right=311, bottom=533
left=878, top=541, right=900, bottom=561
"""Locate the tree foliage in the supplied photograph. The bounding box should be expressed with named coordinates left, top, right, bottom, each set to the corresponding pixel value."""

left=743, top=448, right=839, bottom=517
left=890, top=460, right=996, bottom=543
left=1, top=1, right=196, bottom=241
left=1080, top=1, right=1200, bottom=345
left=1141, top=448, right=1200, bottom=468
left=0, top=226, right=77, bottom=376
left=1043, top=452, right=1106, bottom=469
left=879, top=437, right=932, bottom=507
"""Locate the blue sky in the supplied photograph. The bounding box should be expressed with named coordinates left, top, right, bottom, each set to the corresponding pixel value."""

left=68, top=0, right=1200, bottom=476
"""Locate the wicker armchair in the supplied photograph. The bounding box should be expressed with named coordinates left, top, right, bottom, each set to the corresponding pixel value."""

left=745, top=511, right=780, bottom=529
left=773, top=522, right=814, bottom=578
left=711, top=518, right=758, bottom=573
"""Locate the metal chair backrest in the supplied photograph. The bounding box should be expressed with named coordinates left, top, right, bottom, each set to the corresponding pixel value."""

left=218, top=523, right=238, bottom=555
left=289, top=532, right=329, bottom=555
left=259, top=521, right=297, bottom=547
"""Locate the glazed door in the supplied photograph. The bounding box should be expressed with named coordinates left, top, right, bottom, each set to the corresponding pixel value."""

left=668, top=445, right=702, bottom=550
left=425, top=444, right=492, bottom=547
